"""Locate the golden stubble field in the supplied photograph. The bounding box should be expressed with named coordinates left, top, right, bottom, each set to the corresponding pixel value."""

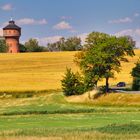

left=0, top=50, right=140, bottom=92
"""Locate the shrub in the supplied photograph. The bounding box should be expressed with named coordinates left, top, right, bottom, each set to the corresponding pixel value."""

left=61, top=68, right=85, bottom=96
left=131, top=59, right=140, bottom=91
left=0, top=40, right=8, bottom=52
left=132, top=78, right=140, bottom=91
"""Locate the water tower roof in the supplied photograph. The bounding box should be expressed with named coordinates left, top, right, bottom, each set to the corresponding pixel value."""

left=3, top=20, right=21, bottom=30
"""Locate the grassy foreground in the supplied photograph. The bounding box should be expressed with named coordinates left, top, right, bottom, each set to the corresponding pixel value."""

left=0, top=113, right=140, bottom=140
left=0, top=92, right=140, bottom=140
left=0, top=50, right=140, bottom=91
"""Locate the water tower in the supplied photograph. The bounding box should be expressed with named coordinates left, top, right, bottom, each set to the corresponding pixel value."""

left=3, top=19, right=21, bottom=53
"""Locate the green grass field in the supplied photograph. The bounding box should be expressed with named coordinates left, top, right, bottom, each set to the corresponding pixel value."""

left=0, top=113, right=140, bottom=140
left=0, top=92, right=140, bottom=140
left=0, top=51, right=140, bottom=140
left=0, top=50, right=140, bottom=92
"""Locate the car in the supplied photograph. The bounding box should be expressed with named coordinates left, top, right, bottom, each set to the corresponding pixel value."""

left=117, top=82, right=126, bottom=87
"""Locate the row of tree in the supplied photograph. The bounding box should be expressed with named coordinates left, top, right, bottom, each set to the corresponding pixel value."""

left=62, top=32, right=137, bottom=96
left=0, top=37, right=83, bottom=53
left=19, top=39, right=47, bottom=52
left=47, top=37, right=82, bottom=51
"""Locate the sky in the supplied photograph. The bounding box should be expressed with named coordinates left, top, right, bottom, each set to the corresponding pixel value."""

left=0, top=0, right=140, bottom=47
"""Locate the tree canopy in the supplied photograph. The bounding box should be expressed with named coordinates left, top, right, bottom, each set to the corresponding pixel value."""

left=47, top=37, right=82, bottom=51
left=24, top=38, right=47, bottom=52
left=0, top=39, right=8, bottom=52
left=75, top=32, right=135, bottom=92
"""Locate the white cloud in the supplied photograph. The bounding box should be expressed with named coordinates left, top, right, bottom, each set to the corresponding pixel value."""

left=15, top=18, right=47, bottom=25
left=115, top=29, right=134, bottom=37
left=109, top=17, right=132, bottom=24
left=37, top=36, right=62, bottom=46
left=78, top=33, right=88, bottom=45
left=136, top=41, right=140, bottom=48
left=115, top=29, right=140, bottom=48
left=0, top=28, right=3, bottom=36
left=37, top=33, right=88, bottom=46
left=53, top=21, right=72, bottom=30
left=134, top=13, right=139, bottom=17
left=135, top=29, right=140, bottom=36
left=1, top=4, right=13, bottom=11
left=37, top=19, right=47, bottom=25
left=115, top=29, right=140, bottom=37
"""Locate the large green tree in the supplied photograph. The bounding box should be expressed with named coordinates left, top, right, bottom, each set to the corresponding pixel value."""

left=75, top=32, right=135, bottom=92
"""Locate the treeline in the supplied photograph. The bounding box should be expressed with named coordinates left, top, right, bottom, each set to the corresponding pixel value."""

left=47, top=37, right=82, bottom=51
left=0, top=36, right=83, bottom=53
left=19, top=38, right=47, bottom=52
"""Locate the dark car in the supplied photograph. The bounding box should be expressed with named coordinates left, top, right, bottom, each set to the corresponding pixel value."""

left=117, top=82, right=126, bottom=87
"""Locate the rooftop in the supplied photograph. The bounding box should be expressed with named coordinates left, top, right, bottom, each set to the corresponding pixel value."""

left=3, top=20, right=21, bottom=30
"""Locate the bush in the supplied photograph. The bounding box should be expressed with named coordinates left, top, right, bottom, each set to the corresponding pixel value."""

left=61, top=68, right=85, bottom=96
left=131, top=59, right=140, bottom=91
left=132, top=78, right=140, bottom=91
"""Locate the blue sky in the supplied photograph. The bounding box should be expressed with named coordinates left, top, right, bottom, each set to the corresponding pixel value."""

left=0, top=0, right=140, bottom=47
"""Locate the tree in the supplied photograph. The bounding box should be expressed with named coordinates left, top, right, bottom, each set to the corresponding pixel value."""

left=47, top=37, right=83, bottom=52
left=19, top=43, right=26, bottom=52
left=25, top=38, right=46, bottom=52
left=75, top=32, right=135, bottom=93
left=61, top=37, right=82, bottom=51
left=0, top=39, right=8, bottom=52
left=131, top=59, right=140, bottom=90
left=61, top=68, right=84, bottom=96
left=47, top=42, right=60, bottom=52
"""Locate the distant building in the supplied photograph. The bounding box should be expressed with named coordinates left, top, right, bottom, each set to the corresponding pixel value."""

left=3, top=19, right=21, bottom=53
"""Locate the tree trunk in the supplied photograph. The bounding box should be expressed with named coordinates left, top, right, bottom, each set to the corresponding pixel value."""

left=94, top=81, right=97, bottom=88
left=105, top=77, right=109, bottom=93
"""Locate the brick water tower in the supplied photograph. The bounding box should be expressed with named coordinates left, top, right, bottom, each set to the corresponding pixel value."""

left=3, top=19, right=21, bottom=53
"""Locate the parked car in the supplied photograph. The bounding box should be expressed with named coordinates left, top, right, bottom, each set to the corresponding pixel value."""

left=117, top=82, right=126, bottom=87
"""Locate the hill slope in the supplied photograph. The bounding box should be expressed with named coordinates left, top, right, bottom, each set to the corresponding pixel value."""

left=0, top=50, right=140, bottom=91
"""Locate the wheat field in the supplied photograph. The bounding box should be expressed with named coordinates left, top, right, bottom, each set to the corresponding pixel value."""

left=0, top=50, right=140, bottom=92
left=0, top=52, right=77, bottom=91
